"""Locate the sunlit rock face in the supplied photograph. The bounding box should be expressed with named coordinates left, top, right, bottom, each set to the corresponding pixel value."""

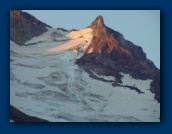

left=77, top=15, right=160, bottom=102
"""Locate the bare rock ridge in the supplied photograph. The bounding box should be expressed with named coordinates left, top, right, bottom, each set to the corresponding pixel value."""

left=57, top=27, right=69, bottom=32
left=87, top=15, right=147, bottom=60
left=76, top=15, right=160, bottom=102
left=89, top=15, right=107, bottom=37
left=10, top=10, right=51, bottom=45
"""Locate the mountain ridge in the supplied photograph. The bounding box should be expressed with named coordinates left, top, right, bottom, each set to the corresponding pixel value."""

left=10, top=10, right=51, bottom=45
left=10, top=11, right=160, bottom=122
left=10, top=11, right=160, bottom=102
left=77, top=15, right=160, bottom=102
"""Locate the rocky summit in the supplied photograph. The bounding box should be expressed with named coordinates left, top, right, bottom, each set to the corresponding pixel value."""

left=76, top=15, right=160, bottom=102
left=10, top=10, right=51, bottom=45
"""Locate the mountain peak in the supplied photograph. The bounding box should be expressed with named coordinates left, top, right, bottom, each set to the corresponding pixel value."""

left=89, top=15, right=108, bottom=37
left=92, top=15, right=104, bottom=26
left=10, top=10, right=51, bottom=45
left=90, top=15, right=105, bottom=28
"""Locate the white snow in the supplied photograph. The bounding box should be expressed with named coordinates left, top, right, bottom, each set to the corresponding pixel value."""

left=48, top=28, right=93, bottom=52
left=25, top=27, right=68, bottom=45
left=10, top=28, right=160, bottom=122
left=120, top=72, right=152, bottom=92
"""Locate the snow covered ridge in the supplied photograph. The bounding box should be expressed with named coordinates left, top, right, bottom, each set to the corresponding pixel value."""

left=25, top=27, right=69, bottom=45
left=10, top=31, right=160, bottom=122
left=48, top=28, right=93, bottom=52
left=24, top=27, right=93, bottom=54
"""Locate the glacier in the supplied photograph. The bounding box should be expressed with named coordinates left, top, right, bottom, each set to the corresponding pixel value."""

left=10, top=27, right=160, bottom=122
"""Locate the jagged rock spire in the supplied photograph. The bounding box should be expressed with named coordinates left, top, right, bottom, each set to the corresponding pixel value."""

left=78, top=15, right=160, bottom=102
left=90, top=15, right=105, bottom=28
left=89, top=15, right=107, bottom=37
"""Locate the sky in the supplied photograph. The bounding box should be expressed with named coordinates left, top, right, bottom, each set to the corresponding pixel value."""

left=23, top=10, right=160, bottom=69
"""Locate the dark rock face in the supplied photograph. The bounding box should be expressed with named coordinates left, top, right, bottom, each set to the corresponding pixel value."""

left=70, top=29, right=79, bottom=32
left=76, top=15, right=160, bottom=102
left=10, top=105, right=49, bottom=122
left=150, top=72, right=160, bottom=103
left=10, top=10, right=51, bottom=45
left=57, top=27, right=69, bottom=32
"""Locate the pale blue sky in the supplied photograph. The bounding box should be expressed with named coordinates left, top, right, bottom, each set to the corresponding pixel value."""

left=23, top=10, right=160, bottom=68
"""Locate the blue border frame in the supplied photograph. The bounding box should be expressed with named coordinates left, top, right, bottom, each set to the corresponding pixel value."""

left=1, top=0, right=170, bottom=134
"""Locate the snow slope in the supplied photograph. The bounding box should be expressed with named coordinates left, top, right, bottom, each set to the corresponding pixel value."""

left=10, top=28, right=160, bottom=122
left=48, top=28, right=93, bottom=52
left=25, top=27, right=69, bottom=45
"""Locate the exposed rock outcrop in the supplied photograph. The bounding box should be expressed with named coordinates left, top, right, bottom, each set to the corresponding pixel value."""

left=10, top=10, right=51, bottom=45
left=76, top=15, right=160, bottom=102
left=70, top=29, right=79, bottom=32
left=57, top=27, right=69, bottom=32
left=10, top=105, right=49, bottom=122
